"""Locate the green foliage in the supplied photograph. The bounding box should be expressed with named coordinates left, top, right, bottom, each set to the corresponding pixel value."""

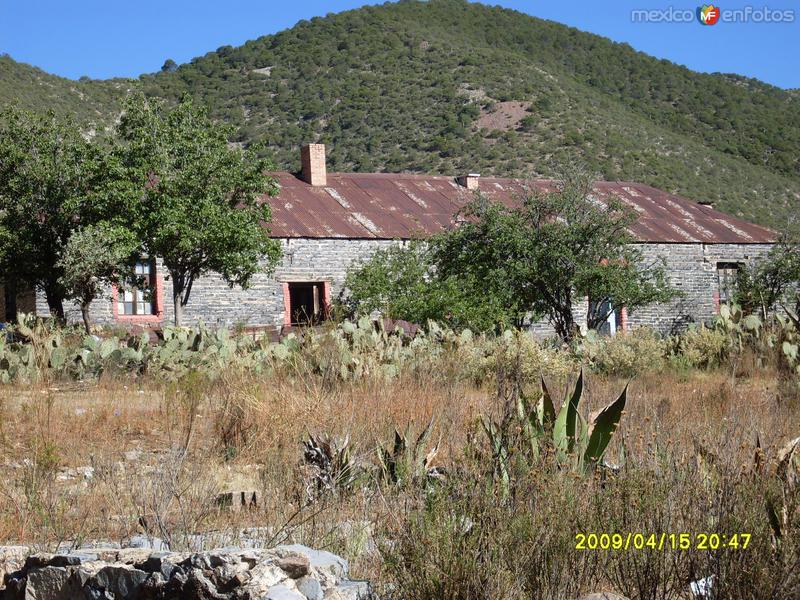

left=675, top=324, right=729, bottom=369
left=0, top=106, right=109, bottom=318
left=376, top=419, right=440, bottom=489
left=778, top=308, right=800, bottom=377
left=482, top=369, right=628, bottom=500
left=346, top=166, right=676, bottom=340
left=57, top=223, right=138, bottom=333
left=579, top=327, right=669, bottom=377
left=735, top=236, right=800, bottom=317
left=340, top=241, right=511, bottom=331
left=436, top=166, right=675, bottom=340
left=114, top=94, right=282, bottom=325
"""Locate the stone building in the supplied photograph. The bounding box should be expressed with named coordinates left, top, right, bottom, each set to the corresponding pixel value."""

left=2, top=144, right=775, bottom=335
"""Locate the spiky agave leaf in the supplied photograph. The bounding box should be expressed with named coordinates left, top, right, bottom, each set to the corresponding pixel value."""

left=482, top=417, right=510, bottom=499
left=583, top=382, right=628, bottom=468
left=554, top=369, right=583, bottom=456
left=538, top=375, right=557, bottom=428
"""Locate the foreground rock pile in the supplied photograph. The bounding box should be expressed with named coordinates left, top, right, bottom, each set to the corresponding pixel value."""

left=0, top=544, right=371, bottom=600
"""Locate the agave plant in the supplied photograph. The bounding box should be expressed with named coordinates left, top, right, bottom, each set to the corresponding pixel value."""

left=778, top=307, right=800, bottom=376
left=483, top=369, right=628, bottom=496
left=302, top=433, right=361, bottom=498
left=376, top=419, right=441, bottom=488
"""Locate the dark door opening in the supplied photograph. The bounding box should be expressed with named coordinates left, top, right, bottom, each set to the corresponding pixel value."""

left=288, top=282, right=327, bottom=325
left=4, top=282, right=17, bottom=322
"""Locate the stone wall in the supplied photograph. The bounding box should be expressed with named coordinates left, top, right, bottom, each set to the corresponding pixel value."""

left=1, top=543, right=372, bottom=599
left=21, top=239, right=773, bottom=335
left=626, top=242, right=773, bottom=333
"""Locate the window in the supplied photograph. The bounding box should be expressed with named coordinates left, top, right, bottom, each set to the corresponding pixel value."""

left=717, top=262, right=740, bottom=306
left=287, top=282, right=328, bottom=325
left=589, top=299, right=623, bottom=336
left=117, top=260, right=157, bottom=316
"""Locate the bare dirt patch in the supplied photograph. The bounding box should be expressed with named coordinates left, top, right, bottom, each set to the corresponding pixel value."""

left=475, top=100, right=531, bottom=131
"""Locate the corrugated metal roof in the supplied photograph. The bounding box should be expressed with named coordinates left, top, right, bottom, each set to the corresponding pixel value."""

left=263, top=172, right=775, bottom=244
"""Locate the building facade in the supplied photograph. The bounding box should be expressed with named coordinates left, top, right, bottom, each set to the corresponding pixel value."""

left=2, top=144, right=775, bottom=335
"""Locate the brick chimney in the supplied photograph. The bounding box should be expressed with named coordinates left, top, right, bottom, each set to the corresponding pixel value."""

left=300, top=143, right=327, bottom=186
left=456, top=173, right=480, bottom=190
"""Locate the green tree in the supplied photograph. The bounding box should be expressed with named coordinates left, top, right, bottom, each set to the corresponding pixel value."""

left=57, top=224, right=138, bottom=334
left=0, top=106, right=106, bottom=320
left=345, top=166, right=675, bottom=341
left=434, top=167, right=675, bottom=341
left=341, top=241, right=510, bottom=331
left=115, top=94, right=281, bottom=325
left=735, top=233, right=800, bottom=318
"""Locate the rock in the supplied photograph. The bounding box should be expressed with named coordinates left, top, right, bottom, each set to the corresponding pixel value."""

left=122, top=535, right=168, bottom=552
left=24, top=565, right=80, bottom=600
left=241, top=563, right=286, bottom=596
left=48, top=553, right=98, bottom=567
left=123, top=450, right=142, bottom=462
left=275, top=545, right=348, bottom=578
left=326, top=579, right=372, bottom=600
left=296, top=576, right=323, bottom=600
left=0, top=546, right=29, bottom=580
left=135, top=552, right=176, bottom=579
left=264, top=584, right=306, bottom=600
left=182, top=568, right=228, bottom=600
left=276, top=554, right=310, bottom=579
left=3, top=544, right=369, bottom=600
left=86, top=565, right=148, bottom=600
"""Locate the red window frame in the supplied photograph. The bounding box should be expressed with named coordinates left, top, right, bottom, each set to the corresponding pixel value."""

left=112, top=260, right=165, bottom=324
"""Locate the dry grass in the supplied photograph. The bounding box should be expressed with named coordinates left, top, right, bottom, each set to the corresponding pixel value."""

left=0, top=364, right=798, bottom=598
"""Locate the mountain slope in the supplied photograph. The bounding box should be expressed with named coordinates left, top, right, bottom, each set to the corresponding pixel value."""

left=0, top=55, right=129, bottom=131
left=2, top=0, right=798, bottom=229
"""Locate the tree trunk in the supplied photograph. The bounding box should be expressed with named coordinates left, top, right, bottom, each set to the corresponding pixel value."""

left=43, top=281, right=65, bottom=323
left=169, top=269, right=195, bottom=327
left=553, top=308, right=577, bottom=344
left=80, top=302, right=92, bottom=335
left=173, top=287, right=183, bottom=327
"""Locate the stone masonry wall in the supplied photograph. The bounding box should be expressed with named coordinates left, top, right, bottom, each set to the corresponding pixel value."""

left=24, top=239, right=773, bottom=335
left=626, top=242, right=773, bottom=333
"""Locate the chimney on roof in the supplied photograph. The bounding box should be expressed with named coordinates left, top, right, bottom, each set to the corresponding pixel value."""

left=300, top=143, right=327, bottom=186
left=456, top=173, right=480, bottom=190
left=697, top=199, right=715, bottom=210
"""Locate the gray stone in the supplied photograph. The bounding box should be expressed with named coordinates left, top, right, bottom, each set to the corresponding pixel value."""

left=327, top=579, right=372, bottom=600
left=276, top=554, right=310, bottom=579
left=86, top=565, right=148, bottom=600
left=275, top=545, right=348, bottom=578
left=264, top=584, right=305, bottom=600
left=24, top=566, right=81, bottom=600
left=0, top=546, right=29, bottom=580
left=136, top=551, right=176, bottom=579
left=183, top=568, right=227, bottom=599
left=122, top=535, right=168, bottom=552
left=296, top=576, right=323, bottom=600
left=6, top=544, right=369, bottom=600
left=48, top=553, right=97, bottom=567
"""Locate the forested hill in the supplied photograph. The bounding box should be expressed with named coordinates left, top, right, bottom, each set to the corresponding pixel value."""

left=2, top=0, right=799, bottom=229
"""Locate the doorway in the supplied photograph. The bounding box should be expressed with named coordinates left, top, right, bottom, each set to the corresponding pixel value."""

left=287, top=281, right=328, bottom=325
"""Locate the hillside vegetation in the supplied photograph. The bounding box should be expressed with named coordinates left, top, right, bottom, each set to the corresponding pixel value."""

left=2, top=0, right=799, bottom=228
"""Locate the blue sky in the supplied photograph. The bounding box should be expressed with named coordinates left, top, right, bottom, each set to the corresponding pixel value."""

left=1, top=0, right=798, bottom=88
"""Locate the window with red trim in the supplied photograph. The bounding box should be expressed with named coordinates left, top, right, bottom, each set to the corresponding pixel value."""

left=117, top=260, right=157, bottom=316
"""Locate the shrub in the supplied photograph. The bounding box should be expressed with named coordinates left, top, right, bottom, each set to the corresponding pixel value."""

left=580, top=327, right=668, bottom=377
left=675, top=324, right=729, bottom=369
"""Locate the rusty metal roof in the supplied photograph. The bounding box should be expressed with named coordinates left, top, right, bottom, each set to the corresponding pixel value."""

left=263, top=172, right=775, bottom=244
